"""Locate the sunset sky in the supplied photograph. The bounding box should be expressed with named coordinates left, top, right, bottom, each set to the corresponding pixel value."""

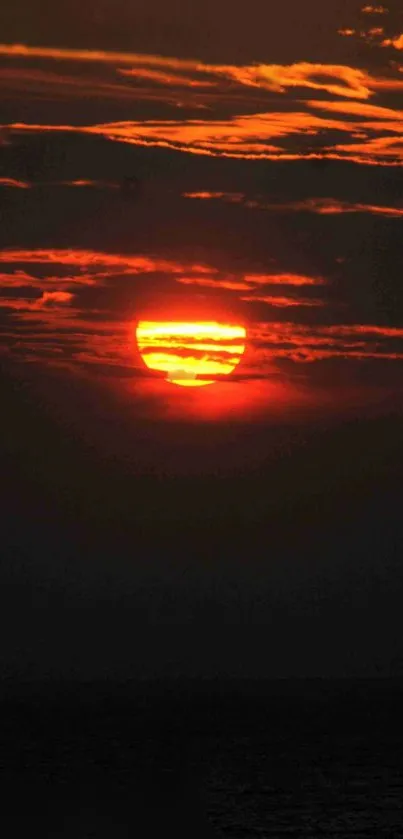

left=1, top=1, right=403, bottom=682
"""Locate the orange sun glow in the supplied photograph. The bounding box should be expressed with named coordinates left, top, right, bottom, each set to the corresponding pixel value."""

left=136, top=320, right=246, bottom=386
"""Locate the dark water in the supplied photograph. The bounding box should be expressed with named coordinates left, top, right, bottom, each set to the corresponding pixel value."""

left=1, top=679, right=402, bottom=837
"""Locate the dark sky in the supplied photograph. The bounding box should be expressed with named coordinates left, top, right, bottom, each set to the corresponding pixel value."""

left=1, top=0, right=403, bottom=682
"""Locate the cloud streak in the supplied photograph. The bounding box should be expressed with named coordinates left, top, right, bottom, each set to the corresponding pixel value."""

left=361, top=5, right=389, bottom=13
left=0, top=177, right=31, bottom=188
left=183, top=192, right=403, bottom=217
left=240, top=295, right=325, bottom=308
left=0, top=248, right=216, bottom=275
left=1, top=43, right=403, bottom=165
left=5, top=113, right=402, bottom=165
left=0, top=44, right=383, bottom=99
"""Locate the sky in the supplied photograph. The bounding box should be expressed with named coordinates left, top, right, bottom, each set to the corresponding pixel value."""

left=1, top=0, right=403, bottom=682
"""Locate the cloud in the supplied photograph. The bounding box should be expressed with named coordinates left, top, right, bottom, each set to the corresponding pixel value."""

left=240, top=295, right=325, bottom=308
left=0, top=248, right=216, bottom=275
left=0, top=177, right=31, bottom=188
left=300, top=199, right=403, bottom=217
left=176, top=272, right=326, bottom=296
left=5, top=94, right=403, bottom=164
left=367, top=27, right=385, bottom=36
left=57, top=179, right=120, bottom=189
left=36, top=291, right=74, bottom=307
left=0, top=271, right=40, bottom=287
left=182, top=191, right=244, bottom=202
left=250, top=321, right=403, bottom=363
left=323, top=324, right=403, bottom=338
left=244, top=274, right=326, bottom=287
left=183, top=191, right=403, bottom=217
left=0, top=66, right=169, bottom=102
left=309, top=98, right=403, bottom=120
left=0, top=44, right=379, bottom=99
left=1, top=42, right=403, bottom=166
left=0, top=176, right=119, bottom=190
left=0, top=66, right=214, bottom=111
left=4, top=115, right=400, bottom=167
left=118, top=67, right=216, bottom=88
left=382, top=34, right=403, bottom=49
left=361, top=5, right=389, bottom=13
left=0, top=291, right=73, bottom=311
left=176, top=276, right=252, bottom=291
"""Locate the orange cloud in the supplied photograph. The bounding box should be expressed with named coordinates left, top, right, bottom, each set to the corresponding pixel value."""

left=0, top=291, right=73, bottom=310
left=241, top=295, right=324, bottom=307
left=249, top=321, right=403, bottom=363
left=5, top=108, right=403, bottom=165
left=0, top=43, right=204, bottom=69
left=118, top=67, right=216, bottom=88
left=176, top=276, right=252, bottom=291
left=60, top=179, right=119, bottom=189
left=0, top=248, right=216, bottom=275
left=305, top=199, right=403, bottom=217
left=277, top=349, right=403, bottom=362
left=176, top=272, right=325, bottom=293
left=0, top=176, right=120, bottom=190
left=361, top=5, right=388, bottom=13
left=382, top=34, right=403, bottom=49
left=0, top=271, right=39, bottom=287
left=182, top=191, right=244, bottom=202
left=0, top=66, right=158, bottom=99
left=0, top=297, right=35, bottom=311
left=244, top=274, right=325, bottom=287
left=0, top=177, right=31, bottom=188
left=0, top=66, right=215, bottom=111
left=253, top=321, right=403, bottom=342
left=183, top=191, right=403, bottom=218
left=309, top=98, right=403, bottom=119
left=0, top=44, right=378, bottom=99
left=2, top=42, right=403, bottom=166
left=332, top=134, right=402, bottom=160
left=36, top=291, right=74, bottom=307
left=323, top=325, right=403, bottom=338
left=215, top=62, right=373, bottom=99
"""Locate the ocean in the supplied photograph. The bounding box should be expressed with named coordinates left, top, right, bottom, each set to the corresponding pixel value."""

left=1, top=678, right=402, bottom=837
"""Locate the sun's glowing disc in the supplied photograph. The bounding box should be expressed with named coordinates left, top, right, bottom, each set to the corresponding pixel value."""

left=136, top=320, right=246, bottom=386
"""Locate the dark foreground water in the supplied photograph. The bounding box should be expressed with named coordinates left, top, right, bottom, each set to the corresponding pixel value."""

left=1, top=679, right=402, bottom=837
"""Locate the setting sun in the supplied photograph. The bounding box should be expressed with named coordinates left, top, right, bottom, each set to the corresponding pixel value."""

left=136, top=320, right=246, bottom=386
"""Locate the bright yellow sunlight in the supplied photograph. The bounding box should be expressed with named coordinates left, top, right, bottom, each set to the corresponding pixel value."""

left=136, top=320, right=246, bottom=386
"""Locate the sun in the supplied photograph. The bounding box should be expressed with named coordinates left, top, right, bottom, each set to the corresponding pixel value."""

left=136, top=320, right=246, bottom=387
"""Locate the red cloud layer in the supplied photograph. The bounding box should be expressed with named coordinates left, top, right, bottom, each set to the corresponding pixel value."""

left=1, top=248, right=402, bottom=378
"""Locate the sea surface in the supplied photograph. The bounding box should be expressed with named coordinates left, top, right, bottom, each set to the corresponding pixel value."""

left=1, top=679, right=402, bottom=837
